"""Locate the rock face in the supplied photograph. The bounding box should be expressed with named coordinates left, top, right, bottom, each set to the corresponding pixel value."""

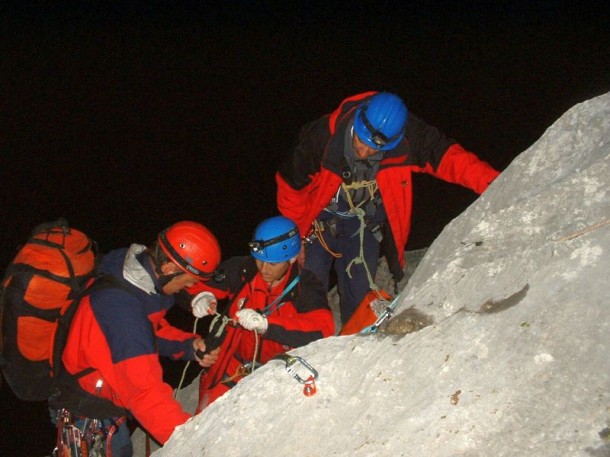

left=151, top=92, right=610, bottom=457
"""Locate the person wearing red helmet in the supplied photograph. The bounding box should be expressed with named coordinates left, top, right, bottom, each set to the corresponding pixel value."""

left=53, top=221, right=221, bottom=455
left=276, top=91, right=501, bottom=326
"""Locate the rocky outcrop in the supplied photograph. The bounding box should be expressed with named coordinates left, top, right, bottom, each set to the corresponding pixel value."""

left=152, top=92, right=610, bottom=457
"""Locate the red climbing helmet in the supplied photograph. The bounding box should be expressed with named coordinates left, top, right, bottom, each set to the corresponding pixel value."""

left=158, top=221, right=221, bottom=279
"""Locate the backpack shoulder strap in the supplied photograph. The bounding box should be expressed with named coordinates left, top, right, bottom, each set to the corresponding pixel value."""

left=52, top=273, right=138, bottom=381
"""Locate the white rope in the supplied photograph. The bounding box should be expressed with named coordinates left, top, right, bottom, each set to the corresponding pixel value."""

left=251, top=329, right=260, bottom=374
left=174, top=316, right=201, bottom=400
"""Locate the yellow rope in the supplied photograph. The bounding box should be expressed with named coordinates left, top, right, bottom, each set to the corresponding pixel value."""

left=341, top=179, right=379, bottom=209
left=340, top=180, right=380, bottom=292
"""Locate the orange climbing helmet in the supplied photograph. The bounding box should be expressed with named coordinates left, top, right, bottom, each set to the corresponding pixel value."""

left=158, top=221, right=221, bottom=279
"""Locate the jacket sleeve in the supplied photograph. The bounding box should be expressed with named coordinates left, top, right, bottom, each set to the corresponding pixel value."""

left=81, top=294, right=191, bottom=445
left=434, top=143, right=500, bottom=194
left=407, top=114, right=500, bottom=194
left=265, top=269, right=335, bottom=346
left=155, top=317, right=198, bottom=361
left=112, top=354, right=191, bottom=444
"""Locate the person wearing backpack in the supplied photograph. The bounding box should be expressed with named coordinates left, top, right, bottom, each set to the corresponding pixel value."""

left=276, top=91, right=501, bottom=327
left=189, top=215, right=335, bottom=411
left=53, top=221, right=222, bottom=455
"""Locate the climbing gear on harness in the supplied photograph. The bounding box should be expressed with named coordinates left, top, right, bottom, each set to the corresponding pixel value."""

left=53, top=408, right=126, bottom=457
left=272, top=354, right=319, bottom=397
left=310, top=219, right=343, bottom=258
left=314, top=177, right=383, bottom=294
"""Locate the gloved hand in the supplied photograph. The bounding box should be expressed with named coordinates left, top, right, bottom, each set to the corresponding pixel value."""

left=191, top=291, right=217, bottom=318
left=235, top=309, right=268, bottom=333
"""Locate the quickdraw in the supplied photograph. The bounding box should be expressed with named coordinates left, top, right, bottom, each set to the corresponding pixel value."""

left=272, top=354, right=318, bottom=397
left=359, top=294, right=401, bottom=334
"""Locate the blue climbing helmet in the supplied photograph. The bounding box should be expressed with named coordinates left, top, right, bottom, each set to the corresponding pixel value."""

left=353, top=92, right=408, bottom=151
left=249, top=216, right=300, bottom=262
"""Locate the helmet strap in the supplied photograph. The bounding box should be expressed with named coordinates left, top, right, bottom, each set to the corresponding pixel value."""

left=156, top=271, right=183, bottom=293
left=149, top=244, right=182, bottom=293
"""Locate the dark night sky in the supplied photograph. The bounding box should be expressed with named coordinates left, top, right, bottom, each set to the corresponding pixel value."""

left=1, top=2, right=609, bottom=455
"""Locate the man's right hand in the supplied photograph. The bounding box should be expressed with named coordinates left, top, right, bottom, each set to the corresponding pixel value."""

left=191, top=291, right=217, bottom=317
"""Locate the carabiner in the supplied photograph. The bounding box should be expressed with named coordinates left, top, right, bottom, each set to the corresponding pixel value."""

left=273, top=354, right=319, bottom=397
left=273, top=354, right=318, bottom=384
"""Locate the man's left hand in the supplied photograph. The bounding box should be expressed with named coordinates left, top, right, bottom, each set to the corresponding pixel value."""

left=193, top=338, right=220, bottom=367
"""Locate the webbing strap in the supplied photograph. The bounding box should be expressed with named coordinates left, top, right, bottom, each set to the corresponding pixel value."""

left=261, top=275, right=300, bottom=316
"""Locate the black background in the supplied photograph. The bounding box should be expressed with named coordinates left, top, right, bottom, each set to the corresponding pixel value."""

left=1, top=2, right=609, bottom=455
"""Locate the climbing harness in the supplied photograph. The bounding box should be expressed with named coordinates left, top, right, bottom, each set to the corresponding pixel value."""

left=312, top=179, right=382, bottom=294
left=272, top=354, right=319, bottom=397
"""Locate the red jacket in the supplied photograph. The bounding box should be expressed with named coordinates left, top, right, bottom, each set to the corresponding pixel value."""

left=191, top=256, right=334, bottom=396
left=276, top=91, right=500, bottom=266
left=62, top=248, right=196, bottom=444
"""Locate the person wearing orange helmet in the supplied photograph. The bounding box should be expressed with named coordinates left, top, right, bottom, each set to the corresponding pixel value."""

left=51, top=221, right=221, bottom=455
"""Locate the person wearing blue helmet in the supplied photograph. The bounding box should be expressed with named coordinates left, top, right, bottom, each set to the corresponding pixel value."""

left=187, top=215, right=334, bottom=409
left=276, top=91, right=500, bottom=326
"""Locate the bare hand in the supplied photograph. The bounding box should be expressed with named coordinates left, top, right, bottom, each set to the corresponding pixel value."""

left=193, top=339, right=220, bottom=368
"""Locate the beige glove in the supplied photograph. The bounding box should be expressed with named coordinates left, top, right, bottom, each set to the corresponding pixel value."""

left=191, top=291, right=217, bottom=318
left=235, top=309, right=268, bottom=333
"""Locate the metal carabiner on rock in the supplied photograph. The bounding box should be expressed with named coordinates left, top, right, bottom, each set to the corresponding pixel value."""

left=273, top=354, right=319, bottom=396
left=284, top=355, right=318, bottom=383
